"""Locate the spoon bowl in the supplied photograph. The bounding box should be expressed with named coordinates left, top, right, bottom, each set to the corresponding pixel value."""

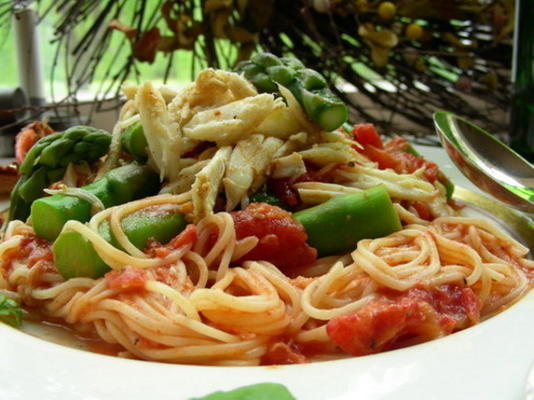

left=433, top=111, right=534, bottom=214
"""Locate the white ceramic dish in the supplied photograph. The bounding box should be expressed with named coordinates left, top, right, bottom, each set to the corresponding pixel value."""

left=1, top=146, right=533, bottom=400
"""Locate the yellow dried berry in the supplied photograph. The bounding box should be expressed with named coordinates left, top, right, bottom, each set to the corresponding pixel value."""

left=378, top=2, right=396, bottom=19
left=406, top=23, right=423, bottom=41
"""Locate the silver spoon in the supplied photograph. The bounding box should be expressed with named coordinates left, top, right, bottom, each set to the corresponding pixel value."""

left=433, top=111, right=534, bottom=214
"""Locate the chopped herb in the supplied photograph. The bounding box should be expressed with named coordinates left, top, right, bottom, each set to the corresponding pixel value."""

left=0, top=294, right=22, bottom=328
left=248, top=191, right=285, bottom=208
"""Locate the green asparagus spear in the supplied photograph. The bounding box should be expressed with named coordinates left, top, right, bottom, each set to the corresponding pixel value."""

left=31, top=163, right=159, bottom=241
left=293, top=185, right=401, bottom=257
left=19, top=126, right=111, bottom=174
left=53, top=208, right=186, bottom=279
left=9, top=126, right=112, bottom=222
left=251, top=52, right=283, bottom=68
left=266, top=65, right=296, bottom=86
left=296, top=68, right=328, bottom=91
left=190, top=383, right=296, bottom=400
left=121, top=121, right=149, bottom=161
left=296, top=86, right=349, bottom=132
left=249, top=72, right=278, bottom=93
left=280, top=56, right=305, bottom=70
left=235, top=53, right=348, bottom=131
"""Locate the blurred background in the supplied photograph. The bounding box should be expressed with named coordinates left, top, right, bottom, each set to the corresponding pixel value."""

left=0, top=0, right=530, bottom=159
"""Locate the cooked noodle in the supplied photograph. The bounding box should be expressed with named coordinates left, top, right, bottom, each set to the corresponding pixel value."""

left=1, top=201, right=531, bottom=365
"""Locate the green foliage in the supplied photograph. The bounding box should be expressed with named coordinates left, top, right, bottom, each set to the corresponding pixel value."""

left=0, top=295, right=22, bottom=328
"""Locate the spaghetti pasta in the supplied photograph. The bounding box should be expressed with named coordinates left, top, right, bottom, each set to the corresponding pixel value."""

left=1, top=205, right=532, bottom=365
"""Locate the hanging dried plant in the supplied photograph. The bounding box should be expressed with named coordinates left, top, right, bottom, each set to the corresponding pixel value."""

left=0, top=0, right=514, bottom=139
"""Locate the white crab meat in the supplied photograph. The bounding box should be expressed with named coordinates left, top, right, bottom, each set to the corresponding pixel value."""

left=253, top=107, right=303, bottom=139
left=299, top=142, right=359, bottom=166
left=168, top=68, right=257, bottom=126
left=160, top=159, right=210, bottom=195
left=273, top=132, right=308, bottom=158
left=250, top=136, right=284, bottom=191
left=270, top=152, right=306, bottom=179
left=223, top=135, right=283, bottom=210
left=183, top=94, right=281, bottom=144
left=191, top=146, right=232, bottom=221
left=135, top=81, right=183, bottom=181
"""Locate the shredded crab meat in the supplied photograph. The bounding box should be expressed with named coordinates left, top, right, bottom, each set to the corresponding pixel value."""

left=191, top=146, right=232, bottom=221
left=270, top=152, right=307, bottom=179
left=136, top=81, right=182, bottom=181
left=223, top=135, right=284, bottom=211
left=183, top=94, right=283, bottom=145
left=168, top=69, right=258, bottom=126
left=107, top=67, right=460, bottom=219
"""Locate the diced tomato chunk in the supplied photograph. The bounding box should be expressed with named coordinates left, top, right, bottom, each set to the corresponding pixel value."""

left=388, top=150, right=439, bottom=183
left=145, top=224, right=197, bottom=258
left=261, top=341, right=307, bottom=365
left=411, top=201, right=432, bottom=221
left=168, top=224, right=197, bottom=249
left=384, top=136, right=410, bottom=153
left=422, top=161, right=439, bottom=183
left=268, top=178, right=300, bottom=207
left=350, top=126, right=440, bottom=185
left=326, top=285, right=481, bottom=356
left=2, top=236, right=53, bottom=272
left=360, top=146, right=400, bottom=170
left=268, top=164, right=332, bottom=208
left=352, top=123, right=384, bottom=149
left=105, top=267, right=149, bottom=292
left=232, top=203, right=317, bottom=273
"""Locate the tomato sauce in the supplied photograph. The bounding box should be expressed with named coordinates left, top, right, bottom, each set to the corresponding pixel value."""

left=145, top=224, right=198, bottom=258
left=268, top=163, right=331, bottom=208
left=231, top=203, right=317, bottom=273
left=351, top=124, right=440, bottom=183
left=327, top=284, right=482, bottom=356
left=1, top=236, right=54, bottom=280
left=105, top=267, right=149, bottom=292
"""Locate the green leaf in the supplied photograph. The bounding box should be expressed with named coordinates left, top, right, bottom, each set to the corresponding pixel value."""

left=191, top=383, right=296, bottom=400
left=0, top=295, right=23, bottom=328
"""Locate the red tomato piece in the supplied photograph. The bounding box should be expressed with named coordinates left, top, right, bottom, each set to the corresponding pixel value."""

left=383, top=137, right=439, bottom=183
left=326, top=285, right=481, bottom=356
left=146, top=224, right=198, bottom=258
left=168, top=224, right=197, bottom=249
left=26, top=237, right=53, bottom=266
left=2, top=236, right=53, bottom=271
left=268, top=178, right=300, bottom=207
left=360, top=146, right=400, bottom=170
left=411, top=201, right=432, bottom=221
left=352, top=123, right=384, bottom=149
left=422, top=161, right=439, bottom=183
left=232, top=203, right=317, bottom=273
left=261, top=341, right=307, bottom=365
left=105, top=267, right=149, bottom=292
left=268, top=164, right=331, bottom=208
left=384, top=136, right=410, bottom=153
